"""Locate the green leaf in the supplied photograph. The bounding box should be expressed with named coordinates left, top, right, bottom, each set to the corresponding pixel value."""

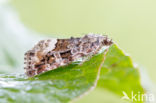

left=75, top=44, right=145, bottom=103
left=0, top=52, right=105, bottom=103
left=98, top=44, right=144, bottom=103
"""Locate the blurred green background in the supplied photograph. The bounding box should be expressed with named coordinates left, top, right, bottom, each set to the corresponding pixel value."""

left=1, top=0, right=155, bottom=102
left=12, top=0, right=156, bottom=83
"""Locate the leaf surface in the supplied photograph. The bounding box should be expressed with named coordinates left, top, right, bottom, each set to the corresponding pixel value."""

left=75, top=44, right=145, bottom=103
left=0, top=52, right=105, bottom=103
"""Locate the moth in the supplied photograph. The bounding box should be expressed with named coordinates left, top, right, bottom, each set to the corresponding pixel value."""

left=24, top=34, right=113, bottom=77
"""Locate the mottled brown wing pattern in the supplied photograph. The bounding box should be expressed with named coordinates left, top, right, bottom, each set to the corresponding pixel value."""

left=24, top=34, right=113, bottom=77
